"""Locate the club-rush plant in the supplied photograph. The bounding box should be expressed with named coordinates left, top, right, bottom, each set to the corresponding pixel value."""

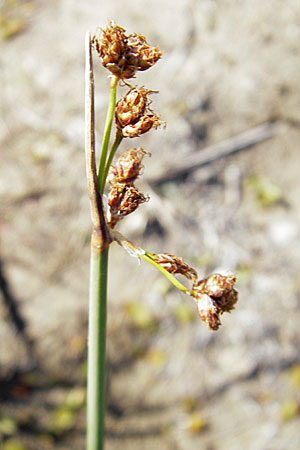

left=85, top=21, right=239, bottom=450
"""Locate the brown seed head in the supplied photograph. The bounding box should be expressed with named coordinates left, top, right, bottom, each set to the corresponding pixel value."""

left=126, top=33, right=162, bottom=71
left=92, top=22, right=161, bottom=79
left=92, top=23, right=136, bottom=78
left=152, top=253, right=198, bottom=282
left=193, top=273, right=238, bottom=330
left=108, top=148, right=150, bottom=184
left=108, top=184, right=148, bottom=228
left=115, top=87, right=162, bottom=138
left=115, top=87, right=149, bottom=127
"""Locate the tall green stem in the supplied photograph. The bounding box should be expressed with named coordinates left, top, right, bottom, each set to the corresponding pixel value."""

left=98, top=76, right=119, bottom=193
left=85, top=36, right=117, bottom=450
left=87, top=247, right=109, bottom=450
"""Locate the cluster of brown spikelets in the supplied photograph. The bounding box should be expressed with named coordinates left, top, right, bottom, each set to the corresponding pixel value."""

left=107, top=148, right=149, bottom=228
left=92, top=21, right=239, bottom=330
left=151, top=254, right=238, bottom=330
left=92, top=22, right=162, bottom=78
left=115, top=87, right=161, bottom=138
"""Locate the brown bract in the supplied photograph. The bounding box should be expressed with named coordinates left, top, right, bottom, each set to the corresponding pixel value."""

left=193, top=273, right=238, bottom=330
left=115, top=87, right=162, bottom=138
left=92, top=22, right=162, bottom=79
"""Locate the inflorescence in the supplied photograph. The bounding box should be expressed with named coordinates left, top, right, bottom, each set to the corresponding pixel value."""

left=92, top=21, right=239, bottom=330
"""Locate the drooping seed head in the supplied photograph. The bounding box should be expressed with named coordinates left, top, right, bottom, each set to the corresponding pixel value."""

left=192, top=273, right=238, bottom=330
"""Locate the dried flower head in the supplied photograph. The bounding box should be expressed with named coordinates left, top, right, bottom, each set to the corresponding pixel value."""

left=193, top=273, right=238, bottom=330
left=115, top=87, right=150, bottom=127
left=108, top=148, right=150, bottom=184
left=92, top=22, right=162, bottom=79
left=115, top=87, right=162, bottom=138
left=152, top=253, right=198, bottom=282
left=121, top=114, right=162, bottom=138
left=126, top=33, right=162, bottom=71
left=108, top=184, right=148, bottom=228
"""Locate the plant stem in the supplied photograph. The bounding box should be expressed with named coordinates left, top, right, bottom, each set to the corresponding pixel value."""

left=85, top=32, right=112, bottom=450
left=100, top=131, right=123, bottom=193
left=98, top=76, right=119, bottom=193
left=87, top=247, right=109, bottom=450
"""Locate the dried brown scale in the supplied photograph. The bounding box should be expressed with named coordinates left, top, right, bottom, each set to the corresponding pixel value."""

left=121, top=114, right=161, bottom=138
left=107, top=148, right=150, bottom=184
left=194, top=273, right=237, bottom=298
left=152, top=253, right=198, bottom=282
left=214, top=289, right=238, bottom=312
left=196, top=295, right=221, bottom=331
left=92, top=22, right=162, bottom=79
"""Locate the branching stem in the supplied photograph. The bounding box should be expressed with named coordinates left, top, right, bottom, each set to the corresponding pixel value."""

left=98, top=75, right=119, bottom=193
left=142, top=251, right=192, bottom=295
left=100, top=131, right=123, bottom=193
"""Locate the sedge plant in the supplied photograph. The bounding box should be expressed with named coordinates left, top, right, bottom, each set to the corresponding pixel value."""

left=85, top=22, right=239, bottom=450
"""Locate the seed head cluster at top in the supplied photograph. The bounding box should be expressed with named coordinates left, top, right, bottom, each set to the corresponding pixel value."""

left=92, top=22, right=239, bottom=331
left=92, top=21, right=162, bottom=79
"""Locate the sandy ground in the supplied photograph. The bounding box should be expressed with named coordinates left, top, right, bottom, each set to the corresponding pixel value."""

left=1, top=0, right=300, bottom=449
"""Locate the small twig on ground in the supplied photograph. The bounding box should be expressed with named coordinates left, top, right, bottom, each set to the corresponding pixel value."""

left=147, top=122, right=276, bottom=185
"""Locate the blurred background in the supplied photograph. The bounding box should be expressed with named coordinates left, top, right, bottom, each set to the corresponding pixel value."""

left=1, top=0, right=300, bottom=449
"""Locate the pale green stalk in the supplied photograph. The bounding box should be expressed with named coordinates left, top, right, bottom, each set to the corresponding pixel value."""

left=141, top=251, right=192, bottom=295
left=100, top=131, right=123, bottom=193
left=98, top=75, right=119, bottom=193
left=87, top=248, right=108, bottom=450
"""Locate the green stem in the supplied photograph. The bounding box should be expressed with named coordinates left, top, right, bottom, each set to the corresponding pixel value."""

left=141, top=251, right=192, bottom=295
left=87, top=247, right=109, bottom=450
left=98, top=76, right=119, bottom=193
left=100, top=132, right=123, bottom=193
